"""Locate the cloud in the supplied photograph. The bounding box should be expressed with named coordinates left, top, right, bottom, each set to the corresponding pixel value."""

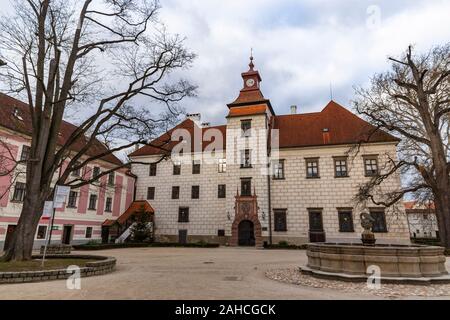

left=158, top=0, right=450, bottom=124
left=1, top=0, right=449, bottom=127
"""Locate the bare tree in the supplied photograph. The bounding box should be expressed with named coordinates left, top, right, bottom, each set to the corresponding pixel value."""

left=0, top=0, right=196, bottom=261
left=353, top=44, right=450, bottom=247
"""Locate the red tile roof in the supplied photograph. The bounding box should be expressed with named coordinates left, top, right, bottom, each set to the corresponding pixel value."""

left=404, top=201, right=435, bottom=211
left=273, top=101, right=399, bottom=148
left=116, top=200, right=154, bottom=225
left=0, top=93, right=123, bottom=166
left=102, top=200, right=154, bottom=227
left=129, top=119, right=227, bottom=157
left=228, top=89, right=266, bottom=106
left=130, top=101, right=398, bottom=157
left=227, top=105, right=267, bottom=118
left=102, top=219, right=116, bottom=227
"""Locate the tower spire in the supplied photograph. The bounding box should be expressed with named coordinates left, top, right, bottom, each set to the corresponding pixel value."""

left=249, top=48, right=254, bottom=71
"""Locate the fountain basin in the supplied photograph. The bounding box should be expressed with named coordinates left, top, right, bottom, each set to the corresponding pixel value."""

left=301, top=242, right=450, bottom=283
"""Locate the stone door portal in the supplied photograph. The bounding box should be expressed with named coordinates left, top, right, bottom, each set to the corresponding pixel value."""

left=231, top=191, right=262, bottom=248
left=238, top=220, right=255, bottom=246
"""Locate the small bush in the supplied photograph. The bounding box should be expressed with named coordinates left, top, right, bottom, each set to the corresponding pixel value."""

left=263, top=242, right=307, bottom=250
left=86, top=240, right=101, bottom=245
left=73, top=242, right=220, bottom=250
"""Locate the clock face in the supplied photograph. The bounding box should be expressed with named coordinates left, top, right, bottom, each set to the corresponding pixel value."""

left=246, top=78, right=255, bottom=87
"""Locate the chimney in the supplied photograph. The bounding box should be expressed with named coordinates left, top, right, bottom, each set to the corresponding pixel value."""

left=290, top=105, right=297, bottom=114
left=201, top=122, right=210, bottom=128
left=186, top=113, right=201, bottom=123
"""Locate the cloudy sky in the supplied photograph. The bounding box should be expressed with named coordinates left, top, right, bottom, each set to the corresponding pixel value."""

left=156, top=0, right=450, bottom=125
left=1, top=0, right=450, bottom=127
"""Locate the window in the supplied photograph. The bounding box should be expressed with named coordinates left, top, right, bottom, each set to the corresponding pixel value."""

left=178, top=207, right=189, bottom=222
left=108, top=172, right=115, bottom=185
left=192, top=160, right=201, bottom=174
left=105, top=197, right=112, bottom=212
left=72, top=161, right=82, bottom=176
left=240, top=149, right=252, bottom=168
left=305, top=158, right=319, bottom=178
left=149, top=163, right=157, bottom=176
left=218, top=158, right=227, bottom=173
left=93, top=166, right=100, bottom=179
left=172, top=186, right=180, bottom=199
left=241, top=120, right=252, bottom=137
left=338, top=210, right=354, bottom=232
left=308, top=209, right=324, bottom=231
left=173, top=161, right=181, bottom=175
left=67, top=191, right=78, bottom=208
left=147, top=187, right=155, bottom=200
left=191, top=185, right=200, bottom=199
left=12, top=182, right=26, bottom=202
left=273, top=160, right=285, bottom=179
left=88, top=194, right=97, bottom=210
left=364, top=156, right=379, bottom=176
left=218, top=229, right=225, bottom=237
left=85, top=227, right=93, bottom=239
left=274, top=209, right=287, bottom=231
left=334, top=157, right=348, bottom=177
left=241, top=178, right=252, bottom=196
left=20, top=145, right=30, bottom=161
left=370, top=209, right=387, bottom=233
left=218, top=184, right=226, bottom=198
left=36, top=225, right=47, bottom=239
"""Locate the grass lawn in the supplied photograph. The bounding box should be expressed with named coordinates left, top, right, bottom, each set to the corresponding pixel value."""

left=0, top=258, right=96, bottom=272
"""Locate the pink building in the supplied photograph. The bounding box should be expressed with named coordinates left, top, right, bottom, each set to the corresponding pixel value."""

left=0, top=93, right=136, bottom=249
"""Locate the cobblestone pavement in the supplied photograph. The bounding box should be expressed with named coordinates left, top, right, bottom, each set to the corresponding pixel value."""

left=265, top=268, right=450, bottom=298
left=0, top=247, right=449, bottom=300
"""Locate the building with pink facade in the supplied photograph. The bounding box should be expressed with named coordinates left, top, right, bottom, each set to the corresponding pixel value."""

left=0, top=93, right=136, bottom=249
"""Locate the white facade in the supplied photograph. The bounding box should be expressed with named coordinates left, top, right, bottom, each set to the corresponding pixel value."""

left=129, top=60, right=410, bottom=246
left=131, top=118, right=410, bottom=245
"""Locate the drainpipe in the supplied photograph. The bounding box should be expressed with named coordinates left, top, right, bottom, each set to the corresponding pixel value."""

left=267, top=163, right=273, bottom=245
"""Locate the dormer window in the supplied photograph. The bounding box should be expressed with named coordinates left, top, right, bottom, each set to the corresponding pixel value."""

left=241, top=120, right=252, bottom=137
left=12, top=107, right=23, bottom=121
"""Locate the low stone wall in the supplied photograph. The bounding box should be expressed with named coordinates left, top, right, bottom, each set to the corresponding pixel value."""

left=0, top=254, right=116, bottom=284
left=305, top=243, right=448, bottom=279
left=40, top=244, right=72, bottom=255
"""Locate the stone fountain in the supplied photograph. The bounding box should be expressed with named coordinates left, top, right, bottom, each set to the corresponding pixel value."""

left=300, top=211, right=450, bottom=284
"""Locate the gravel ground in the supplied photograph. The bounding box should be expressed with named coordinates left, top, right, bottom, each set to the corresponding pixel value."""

left=265, top=268, right=450, bottom=298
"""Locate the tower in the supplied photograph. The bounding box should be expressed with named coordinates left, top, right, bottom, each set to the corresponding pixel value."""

left=226, top=54, right=273, bottom=247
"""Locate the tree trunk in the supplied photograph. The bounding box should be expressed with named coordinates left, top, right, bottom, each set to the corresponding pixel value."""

left=434, top=186, right=450, bottom=248
left=2, top=188, right=45, bottom=261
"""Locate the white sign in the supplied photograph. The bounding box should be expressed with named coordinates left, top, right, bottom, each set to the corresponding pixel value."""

left=53, top=185, right=71, bottom=208
left=42, top=201, right=53, bottom=218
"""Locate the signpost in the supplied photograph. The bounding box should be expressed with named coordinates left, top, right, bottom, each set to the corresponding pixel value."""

left=42, top=201, right=53, bottom=219
left=41, top=185, right=70, bottom=266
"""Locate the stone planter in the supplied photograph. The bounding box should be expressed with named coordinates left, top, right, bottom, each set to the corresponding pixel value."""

left=0, top=254, right=116, bottom=284
left=302, top=243, right=449, bottom=283
left=40, top=244, right=72, bottom=255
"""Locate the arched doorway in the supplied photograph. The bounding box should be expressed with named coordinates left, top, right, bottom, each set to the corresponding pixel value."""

left=238, top=220, right=255, bottom=246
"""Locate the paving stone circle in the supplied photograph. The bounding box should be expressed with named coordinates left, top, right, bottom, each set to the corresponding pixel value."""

left=265, top=268, right=450, bottom=298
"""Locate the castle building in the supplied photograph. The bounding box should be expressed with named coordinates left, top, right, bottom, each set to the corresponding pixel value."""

left=0, top=93, right=135, bottom=249
left=129, top=57, right=410, bottom=246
